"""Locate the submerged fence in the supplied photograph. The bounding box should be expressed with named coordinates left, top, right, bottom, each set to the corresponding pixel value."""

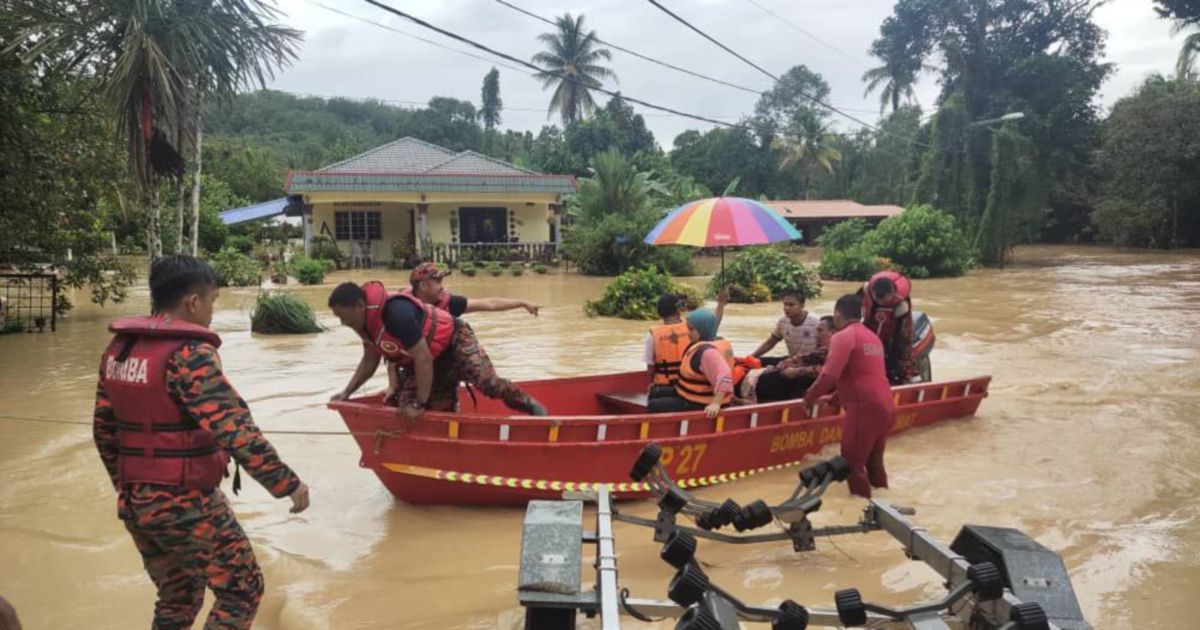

left=1, top=273, right=58, bottom=333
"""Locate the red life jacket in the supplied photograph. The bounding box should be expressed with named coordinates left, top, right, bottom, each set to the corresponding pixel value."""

left=861, top=270, right=912, bottom=344
left=399, top=286, right=452, bottom=311
left=101, top=315, right=229, bottom=491
left=361, top=281, right=454, bottom=364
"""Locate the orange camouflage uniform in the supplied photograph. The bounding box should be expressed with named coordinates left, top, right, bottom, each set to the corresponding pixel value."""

left=93, top=341, right=300, bottom=630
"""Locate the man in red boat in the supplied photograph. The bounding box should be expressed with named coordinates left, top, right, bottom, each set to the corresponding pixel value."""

left=647, top=308, right=735, bottom=418
left=859, top=270, right=916, bottom=384
left=644, top=289, right=728, bottom=399
left=804, top=294, right=895, bottom=499
left=406, top=261, right=541, bottom=317
left=392, top=262, right=540, bottom=400
left=92, top=255, right=310, bottom=630
left=327, top=281, right=548, bottom=417
left=750, top=315, right=835, bottom=403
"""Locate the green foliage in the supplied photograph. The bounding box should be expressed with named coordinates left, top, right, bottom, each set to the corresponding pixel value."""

left=486, top=262, right=504, bottom=276
left=532, top=13, right=616, bottom=125
left=511, top=265, right=525, bottom=276
left=225, top=234, right=255, bottom=255
left=863, top=205, right=975, bottom=277
left=250, top=291, right=323, bottom=334
left=820, top=245, right=885, bottom=281
left=310, top=236, right=342, bottom=265
left=1093, top=77, right=1200, bottom=247
left=208, top=248, right=262, bottom=287
left=292, top=257, right=328, bottom=285
left=460, top=262, right=478, bottom=276
left=584, top=267, right=700, bottom=320
left=479, top=68, right=502, bottom=131
left=533, top=263, right=549, bottom=274
left=710, top=247, right=822, bottom=303
left=817, top=218, right=870, bottom=251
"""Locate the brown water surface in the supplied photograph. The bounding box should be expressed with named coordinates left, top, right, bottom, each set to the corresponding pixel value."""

left=1, top=245, right=1198, bottom=629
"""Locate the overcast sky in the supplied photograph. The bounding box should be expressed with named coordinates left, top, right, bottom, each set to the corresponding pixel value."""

left=270, top=0, right=1185, bottom=145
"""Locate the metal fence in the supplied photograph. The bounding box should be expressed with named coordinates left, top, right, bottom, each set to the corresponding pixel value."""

left=1, top=273, right=59, bottom=333
left=429, top=241, right=557, bottom=265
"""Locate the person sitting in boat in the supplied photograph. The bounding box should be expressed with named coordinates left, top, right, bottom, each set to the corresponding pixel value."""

left=859, top=270, right=916, bottom=384
left=745, top=315, right=835, bottom=403
left=644, top=289, right=728, bottom=400
left=407, top=262, right=541, bottom=317
left=327, top=282, right=548, bottom=418
left=749, top=289, right=820, bottom=367
left=804, top=294, right=895, bottom=499
left=647, top=308, right=734, bottom=418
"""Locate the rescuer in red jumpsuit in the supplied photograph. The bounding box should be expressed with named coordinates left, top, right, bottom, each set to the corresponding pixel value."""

left=804, top=293, right=895, bottom=498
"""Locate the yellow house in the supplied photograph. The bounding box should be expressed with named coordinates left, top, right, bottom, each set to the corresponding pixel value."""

left=284, top=137, right=577, bottom=266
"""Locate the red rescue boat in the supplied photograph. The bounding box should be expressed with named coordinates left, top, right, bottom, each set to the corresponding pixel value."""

left=328, top=372, right=990, bottom=506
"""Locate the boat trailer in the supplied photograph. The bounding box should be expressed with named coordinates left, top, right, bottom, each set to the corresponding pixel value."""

left=517, top=445, right=1090, bottom=630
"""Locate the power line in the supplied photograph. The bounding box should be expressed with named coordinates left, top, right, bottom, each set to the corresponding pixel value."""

left=641, top=0, right=939, bottom=150
left=353, top=0, right=740, bottom=128
left=741, top=0, right=862, bottom=63
left=490, top=0, right=764, bottom=96
left=303, top=0, right=534, bottom=77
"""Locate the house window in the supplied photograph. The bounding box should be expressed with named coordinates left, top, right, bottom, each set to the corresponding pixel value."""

left=334, top=211, right=382, bottom=240
left=458, top=207, right=508, bottom=243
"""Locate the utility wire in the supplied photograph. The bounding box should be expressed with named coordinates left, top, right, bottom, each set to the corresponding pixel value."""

left=490, top=0, right=763, bottom=96
left=353, top=0, right=740, bottom=128
left=741, top=0, right=862, bottom=63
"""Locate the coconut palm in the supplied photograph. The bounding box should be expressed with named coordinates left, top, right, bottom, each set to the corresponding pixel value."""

left=775, top=117, right=842, bottom=199
left=1175, top=24, right=1200, bottom=79
left=532, top=13, right=616, bottom=126
left=862, top=62, right=919, bottom=114
left=3, top=0, right=301, bottom=264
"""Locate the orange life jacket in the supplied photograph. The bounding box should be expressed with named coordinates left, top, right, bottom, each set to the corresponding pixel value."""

left=649, top=321, right=690, bottom=386
left=675, top=338, right=735, bottom=405
left=731, top=356, right=763, bottom=387
left=101, top=316, right=229, bottom=491
left=361, top=281, right=454, bottom=364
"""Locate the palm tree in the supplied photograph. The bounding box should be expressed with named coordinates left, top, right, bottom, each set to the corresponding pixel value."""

left=775, top=117, right=842, bottom=199
left=3, top=0, right=300, bottom=265
left=532, top=13, right=616, bottom=126
left=862, top=63, right=918, bottom=114
left=1175, top=23, right=1200, bottom=79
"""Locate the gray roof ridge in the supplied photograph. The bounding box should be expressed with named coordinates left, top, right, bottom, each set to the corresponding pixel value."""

left=318, top=136, right=456, bottom=172
left=422, top=149, right=541, bottom=175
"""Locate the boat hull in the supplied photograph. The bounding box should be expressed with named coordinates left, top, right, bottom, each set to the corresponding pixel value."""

left=330, top=372, right=990, bottom=506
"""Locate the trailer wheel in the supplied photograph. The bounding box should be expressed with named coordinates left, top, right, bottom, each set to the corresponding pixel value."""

left=660, top=529, right=698, bottom=569
left=668, top=563, right=710, bottom=607
left=772, top=599, right=810, bottom=630
left=713, top=499, right=741, bottom=528
left=630, top=443, right=663, bottom=481
left=675, top=604, right=722, bottom=630
left=1009, top=602, right=1050, bottom=630
left=658, top=487, right=688, bottom=515
left=967, top=562, right=1004, bottom=601
left=826, top=456, right=852, bottom=482
left=734, top=500, right=772, bottom=531
left=694, top=512, right=715, bottom=531
left=834, top=588, right=867, bottom=627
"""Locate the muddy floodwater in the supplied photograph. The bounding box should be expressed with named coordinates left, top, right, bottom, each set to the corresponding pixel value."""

left=2, top=245, right=1199, bottom=629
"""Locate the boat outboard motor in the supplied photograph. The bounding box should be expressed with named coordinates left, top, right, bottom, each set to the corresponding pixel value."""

left=909, top=310, right=935, bottom=383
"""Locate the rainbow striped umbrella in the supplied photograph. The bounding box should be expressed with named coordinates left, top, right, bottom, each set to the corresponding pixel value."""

left=644, top=196, right=801, bottom=277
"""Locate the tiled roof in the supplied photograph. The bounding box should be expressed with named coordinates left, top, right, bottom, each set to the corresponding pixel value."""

left=766, top=200, right=904, bottom=220
left=320, top=137, right=457, bottom=173
left=289, top=137, right=573, bottom=195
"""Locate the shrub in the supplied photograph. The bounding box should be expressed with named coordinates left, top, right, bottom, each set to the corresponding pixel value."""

left=820, top=244, right=884, bottom=281
left=208, top=248, right=262, bottom=287
left=563, top=212, right=695, bottom=276
left=816, top=218, right=870, bottom=251
left=533, top=264, right=549, bottom=275
left=511, top=266, right=525, bottom=276
left=584, top=266, right=702, bottom=320
left=225, top=235, right=255, bottom=255
left=311, top=236, right=342, bottom=266
left=728, top=282, right=772, bottom=304
left=862, top=205, right=975, bottom=278
left=292, top=257, right=328, bottom=285
left=487, top=262, right=504, bottom=276
left=460, top=262, right=478, bottom=277
left=708, top=246, right=821, bottom=302
left=250, top=291, right=324, bottom=334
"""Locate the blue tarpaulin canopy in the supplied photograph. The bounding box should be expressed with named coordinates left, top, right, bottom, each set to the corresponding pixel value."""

left=219, top=197, right=291, bottom=225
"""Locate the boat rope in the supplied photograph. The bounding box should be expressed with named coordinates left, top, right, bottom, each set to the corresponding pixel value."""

left=0, top=413, right=403, bottom=438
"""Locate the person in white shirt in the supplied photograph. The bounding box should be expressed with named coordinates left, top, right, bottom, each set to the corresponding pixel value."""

left=750, top=289, right=818, bottom=367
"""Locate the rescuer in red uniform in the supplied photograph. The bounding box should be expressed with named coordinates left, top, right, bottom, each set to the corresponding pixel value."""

left=860, top=270, right=916, bottom=383
left=804, top=293, right=895, bottom=498
left=93, top=255, right=310, bottom=630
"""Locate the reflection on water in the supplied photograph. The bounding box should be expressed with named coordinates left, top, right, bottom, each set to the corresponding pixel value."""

left=2, top=245, right=1199, bottom=629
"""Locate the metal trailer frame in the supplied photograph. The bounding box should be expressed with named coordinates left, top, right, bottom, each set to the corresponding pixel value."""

left=519, top=485, right=1078, bottom=630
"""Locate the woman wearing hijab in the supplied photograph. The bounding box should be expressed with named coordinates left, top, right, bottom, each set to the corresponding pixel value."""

left=647, top=309, right=735, bottom=418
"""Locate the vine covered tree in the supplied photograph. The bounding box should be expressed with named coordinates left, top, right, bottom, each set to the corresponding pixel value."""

left=480, top=67, right=502, bottom=130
